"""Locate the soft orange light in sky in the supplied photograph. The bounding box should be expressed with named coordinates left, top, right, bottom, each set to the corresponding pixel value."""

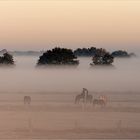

left=0, top=0, right=140, bottom=50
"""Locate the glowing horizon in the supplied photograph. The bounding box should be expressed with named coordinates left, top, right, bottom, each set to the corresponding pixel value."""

left=0, top=0, right=140, bottom=51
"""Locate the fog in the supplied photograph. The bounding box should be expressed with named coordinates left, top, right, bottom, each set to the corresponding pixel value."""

left=0, top=54, right=140, bottom=93
left=0, top=54, right=140, bottom=139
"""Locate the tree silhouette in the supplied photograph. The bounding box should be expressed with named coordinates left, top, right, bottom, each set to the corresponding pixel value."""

left=37, top=47, right=79, bottom=66
left=91, top=48, right=114, bottom=65
left=111, top=50, right=130, bottom=57
left=0, top=52, right=14, bottom=65
left=74, top=47, right=97, bottom=56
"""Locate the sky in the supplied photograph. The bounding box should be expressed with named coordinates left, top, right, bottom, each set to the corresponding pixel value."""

left=0, top=0, right=140, bottom=51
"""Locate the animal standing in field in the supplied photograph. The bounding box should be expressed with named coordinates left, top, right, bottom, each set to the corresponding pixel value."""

left=93, top=95, right=107, bottom=107
left=93, top=99, right=106, bottom=107
left=24, top=96, right=31, bottom=105
left=99, top=95, right=107, bottom=102
left=75, top=88, right=93, bottom=104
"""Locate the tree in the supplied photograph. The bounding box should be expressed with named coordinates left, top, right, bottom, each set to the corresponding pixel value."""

left=74, top=47, right=97, bottom=56
left=111, top=50, right=134, bottom=58
left=37, top=47, right=79, bottom=66
left=91, top=48, right=114, bottom=65
left=0, top=52, right=14, bottom=65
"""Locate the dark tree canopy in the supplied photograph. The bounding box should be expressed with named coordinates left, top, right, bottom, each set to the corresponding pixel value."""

left=74, top=47, right=97, bottom=57
left=111, top=50, right=135, bottom=58
left=37, top=47, right=79, bottom=66
left=91, top=48, right=114, bottom=65
left=0, top=52, right=14, bottom=65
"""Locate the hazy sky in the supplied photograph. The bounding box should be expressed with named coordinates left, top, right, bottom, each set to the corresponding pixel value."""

left=0, top=0, right=140, bottom=51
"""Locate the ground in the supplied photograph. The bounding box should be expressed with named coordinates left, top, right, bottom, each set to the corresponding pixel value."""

left=0, top=92, right=139, bottom=139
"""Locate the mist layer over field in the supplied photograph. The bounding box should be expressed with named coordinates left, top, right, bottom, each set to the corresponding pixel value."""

left=0, top=54, right=139, bottom=139
left=0, top=54, right=139, bottom=93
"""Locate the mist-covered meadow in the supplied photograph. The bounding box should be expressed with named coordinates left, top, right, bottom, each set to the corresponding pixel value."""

left=0, top=52, right=139, bottom=139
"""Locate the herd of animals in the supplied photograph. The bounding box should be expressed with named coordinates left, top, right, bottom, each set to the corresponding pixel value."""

left=75, top=88, right=107, bottom=107
left=24, top=88, right=107, bottom=107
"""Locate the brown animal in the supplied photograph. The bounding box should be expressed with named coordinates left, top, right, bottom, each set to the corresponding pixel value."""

left=24, top=96, right=31, bottom=105
left=75, top=88, right=93, bottom=104
left=93, top=99, right=106, bottom=107
left=75, top=94, right=93, bottom=104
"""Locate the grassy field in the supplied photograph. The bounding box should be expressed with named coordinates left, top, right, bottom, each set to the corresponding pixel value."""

left=0, top=92, right=139, bottom=139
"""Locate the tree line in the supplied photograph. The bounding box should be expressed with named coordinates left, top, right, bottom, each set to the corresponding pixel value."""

left=0, top=47, right=134, bottom=67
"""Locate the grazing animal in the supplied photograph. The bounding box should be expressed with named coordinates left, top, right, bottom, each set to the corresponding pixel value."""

left=75, top=88, right=93, bottom=104
left=75, top=94, right=93, bottom=104
left=24, top=96, right=31, bottom=105
left=75, top=94, right=84, bottom=104
left=86, top=94, right=93, bottom=103
left=93, top=99, right=106, bottom=107
left=99, top=95, right=107, bottom=103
